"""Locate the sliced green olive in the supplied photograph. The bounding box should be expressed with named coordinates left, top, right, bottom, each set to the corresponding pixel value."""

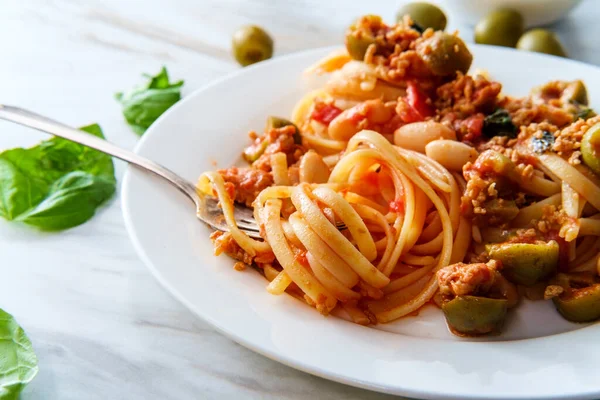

left=242, top=139, right=268, bottom=163
left=396, top=2, right=447, bottom=31
left=266, top=116, right=293, bottom=130
left=552, top=274, right=600, bottom=323
left=232, top=25, right=274, bottom=67
left=563, top=80, right=588, bottom=105
left=581, top=123, right=600, bottom=175
left=482, top=199, right=520, bottom=222
left=531, top=80, right=588, bottom=106
left=487, top=241, right=559, bottom=286
left=266, top=116, right=302, bottom=144
left=476, top=151, right=519, bottom=180
left=416, top=32, right=473, bottom=76
left=575, top=107, right=596, bottom=121
left=516, top=29, right=566, bottom=57
left=442, top=296, right=508, bottom=335
left=474, top=9, right=524, bottom=48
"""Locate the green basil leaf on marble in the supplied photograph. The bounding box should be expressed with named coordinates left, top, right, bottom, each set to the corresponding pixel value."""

left=0, top=123, right=116, bottom=230
left=0, top=308, right=38, bottom=400
left=115, top=66, right=184, bottom=135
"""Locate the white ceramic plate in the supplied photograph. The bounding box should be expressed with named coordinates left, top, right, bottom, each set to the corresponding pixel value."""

left=122, top=45, right=600, bottom=400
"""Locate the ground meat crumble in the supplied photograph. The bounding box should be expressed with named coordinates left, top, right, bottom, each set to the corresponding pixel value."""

left=436, top=73, right=502, bottom=118
left=437, top=260, right=501, bottom=298
left=218, top=166, right=273, bottom=207
left=210, top=231, right=275, bottom=265
left=251, top=125, right=306, bottom=172
left=552, top=114, right=600, bottom=163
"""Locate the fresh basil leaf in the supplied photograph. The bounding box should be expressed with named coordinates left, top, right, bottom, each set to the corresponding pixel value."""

left=16, top=171, right=115, bottom=231
left=116, top=67, right=183, bottom=135
left=0, top=308, right=38, bottom=400
left=482, top=108, right=517, bottom=139
left=0, top=148, right=50, bottom=220
left=0, top=123, right=116, bottom=230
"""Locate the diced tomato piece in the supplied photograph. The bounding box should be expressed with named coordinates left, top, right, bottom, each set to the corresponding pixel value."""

left=389, top=198, right=405, bottom=213
left=398, top=82, right=435, bottom=124
left=311, top=102, right=343, bottom=126
left=464, top=114, right=484, bottom=139
left=406, top=81, right=434, bottom=119
left=398, top=98, right=423, bottom=124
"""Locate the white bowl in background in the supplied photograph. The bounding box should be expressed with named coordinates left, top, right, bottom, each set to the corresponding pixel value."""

left=443, top=0, right=583, bottom=27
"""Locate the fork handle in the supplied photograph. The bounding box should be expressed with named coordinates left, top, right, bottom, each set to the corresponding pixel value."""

left=0, top=104, right=199, bottom=205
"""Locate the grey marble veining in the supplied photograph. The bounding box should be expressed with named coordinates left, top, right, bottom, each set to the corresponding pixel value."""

left=0, top=1, right=597, bottom=399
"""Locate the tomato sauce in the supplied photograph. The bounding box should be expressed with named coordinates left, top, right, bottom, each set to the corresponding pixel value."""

left=311, top=103, right=343, bottom=125
left=389, top=198, right=405, bottom=213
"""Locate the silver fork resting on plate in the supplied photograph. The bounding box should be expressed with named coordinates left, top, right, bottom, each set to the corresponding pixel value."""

left=0, top=105, right=268, bottom=237
left=0, top=106, right=347, bottom=238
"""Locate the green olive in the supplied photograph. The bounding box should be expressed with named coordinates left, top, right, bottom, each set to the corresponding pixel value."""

left=477, top=151, right=519, bottom=180
left=345, top=16, right=382, bottom=61
left=516, top=29, right=567, bottom=57
left=396, top=2, right=447, bottom=31
left=575, top=107, right=596, bottom=121
left=552, top=273, right=600, bottom=323
left=487, top=241, right=559, bottom=286
left=482, top=199, right=520, bottom=222
left=474, top=9, right=524, bottom=48
left=563, top=80, right=589, bottom=105
left=266, top=116, right=294, bottom=130
left=442, top=296, right=508, bottom=335
left=242, top=141, right=267, bottom=163
left=345, top=33, right=375, bottom=61
left=266, top=116, right=302, bottom=144
left=232, top=25, right=274, bottom=67
left=416, top=32, right=473, bottom=76
left=531, top=80, right=589, bottom=106
left=581, top=123, right=600, bottom=175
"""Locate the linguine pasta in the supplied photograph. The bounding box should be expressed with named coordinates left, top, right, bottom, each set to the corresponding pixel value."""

left=198, top=15, right=600, bottom=335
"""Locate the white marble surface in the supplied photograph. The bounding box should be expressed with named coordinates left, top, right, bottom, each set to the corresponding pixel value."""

left=0, top=1, right=596, bottom=399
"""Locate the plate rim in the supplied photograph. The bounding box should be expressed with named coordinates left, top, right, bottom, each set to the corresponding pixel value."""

left=122, top=44, right=600, bottom=400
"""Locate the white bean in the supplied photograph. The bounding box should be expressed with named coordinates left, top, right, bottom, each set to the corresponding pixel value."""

left=393, top=121, right=456, bottom=153
left=300, top=151, right=330, bottom=183
left=329, top=99, right=393, bottom=141
left=425, top=139, right=479, bottom=171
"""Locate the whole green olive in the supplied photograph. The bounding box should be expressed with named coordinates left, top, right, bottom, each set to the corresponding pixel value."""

left=474, top=9, right=524, bottom=47
left=416, top=31, right=473, bottom=76
left=345, top=32, right=376, bottom=61
left=345, top=15, right=382, bottom=61
left=516, top=29, right=567, bottom=57
left=396, top=2, right=447, bottom=31
left=232, top=25, right=274, bottom=67
left=581, top=123, right=600, bottom=175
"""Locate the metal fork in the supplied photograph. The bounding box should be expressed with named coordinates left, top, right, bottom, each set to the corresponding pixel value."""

left=0, top=105, right=268, bottom=238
